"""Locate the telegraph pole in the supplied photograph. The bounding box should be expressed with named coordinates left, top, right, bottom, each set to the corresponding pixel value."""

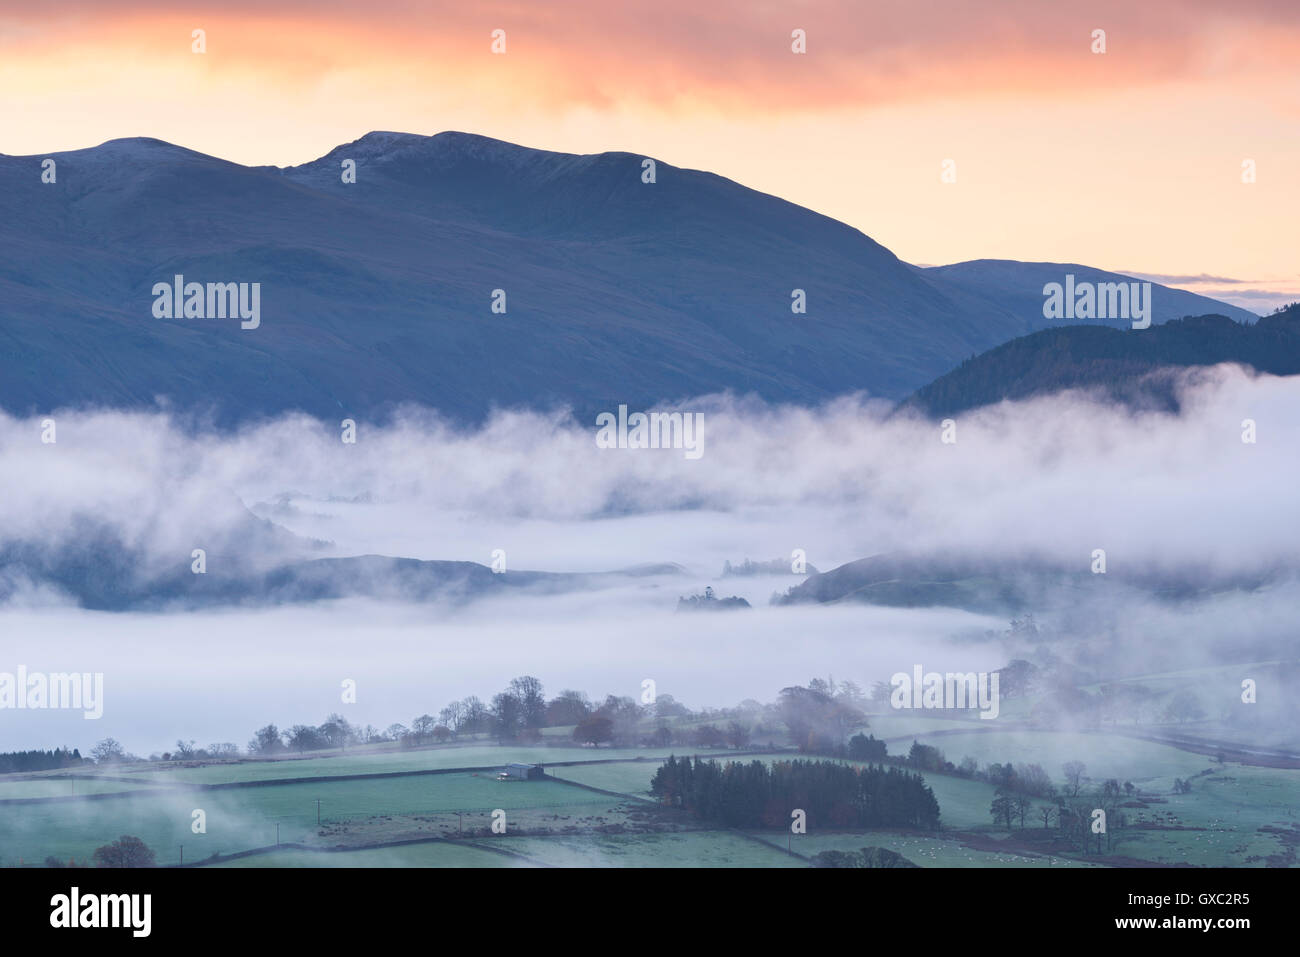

left=179, top=844, right=183, bottom=866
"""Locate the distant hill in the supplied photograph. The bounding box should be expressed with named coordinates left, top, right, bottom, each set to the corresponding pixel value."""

left=0, top=132, right=1255, bottom=424
left=0, top=507, right=686, bottom=610
left=920, top=260, right=1258, bottom=328
left=904, top=304, right=1300, bottom=418
left=722, top=557, right=819, bottom=577
left=773, top=551, right=1281, bottom=615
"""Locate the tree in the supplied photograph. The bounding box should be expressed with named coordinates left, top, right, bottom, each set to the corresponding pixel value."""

left=439, top=701, right=466, bottom=735
left=357, top=725, right=381, bottom=745
left=545, top=690, right=591, bottom=726
left=693, top=723, right=727, bottom=748
left=1012, top=793, right=1032, bottom=828
left=990, top=788, right=1015, bottom=828
left=284, top=724, right=327, bottom=753
left=319, top=713, right=354, bottom=750
left=835, top=680, right=869, bottom=711
left=726, top=721, right=751, bottom=749
left=848, top=733, right=887, bottom=762
left=1015, top=763, right=1056, bottom=799
left=248, top=725, right=283, bottom=755
left=491, top=692, right=523, bottom=743
left=410, top=714, right=436, bottom=744
left=779, top=685, right=864, bottom=753
left=1062, top=761, right=1087, bottom=797
left=908, top=741, right=946, bottom=772
left=870, top=681, right=893, bottom=710
left=652, top=756, right=940, bottom=831
left=509, top=676, right=547, bottom=730
left=573, top=714, right=614, bottom=747
left=652, top=693, right=690, bottom=719
left=461, top=696, right=490, bottom=734
left=92, top=835, right=156, bottom=868
left=1038, top=804, right=1056, bottom=830
left=597, top=695, right=644, bottom=747
left=807, top=676, right=835, bottom=698
left=91, top=738, right=126, bottom=764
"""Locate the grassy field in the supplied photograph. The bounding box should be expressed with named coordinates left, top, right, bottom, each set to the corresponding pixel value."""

left=71, top=745, right=712, bottom=786
left=0, top=777, right=165, bottom=799
left=490, top=831, right=806, bottom=867
left=208, top=842, right=520, bottom=868
left=6, top=732, right=1298, bottom=868
left=0, top=770, right=614, bottom=866
left=905, top=729, right=1214, bottom=789
left=786, top=831, right=1097, bottom=868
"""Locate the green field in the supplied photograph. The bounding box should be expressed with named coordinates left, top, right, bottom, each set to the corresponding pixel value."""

left=6, top=733, right=1297, bottom=868
left=0, top=771, right=613, bottom=866
left=0, top=777, right=164, bottom=799
left=75, top=745, right=703, bottom=786
left=208, top=842, right=520, bottom=868
left=787, top=832, right=1097, bottom=868
left=905, top=730, right=1214, bottom=789
left=492, top=831, right=806, bottom=867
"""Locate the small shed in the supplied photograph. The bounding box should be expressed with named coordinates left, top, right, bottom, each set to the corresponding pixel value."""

left=497, top=763, right=545, bottom=781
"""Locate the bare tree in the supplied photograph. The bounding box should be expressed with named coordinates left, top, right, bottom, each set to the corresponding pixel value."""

left=1062, top=760, right=1086, bottom=797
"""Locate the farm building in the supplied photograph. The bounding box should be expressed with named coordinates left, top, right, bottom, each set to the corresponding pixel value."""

left=496, top=763, right=545, bottom=781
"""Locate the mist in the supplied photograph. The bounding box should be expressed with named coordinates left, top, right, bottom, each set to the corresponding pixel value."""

left=1, top=362, right=1297, bottom=754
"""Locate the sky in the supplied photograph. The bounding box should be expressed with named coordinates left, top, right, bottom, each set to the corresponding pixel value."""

left=2, top=0, right=1297, bottom=306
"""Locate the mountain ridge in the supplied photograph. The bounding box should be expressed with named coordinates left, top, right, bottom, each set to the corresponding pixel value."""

left=0, top=130, right=1257, bottom=425
left=903, top=304, right=1300, bottom=417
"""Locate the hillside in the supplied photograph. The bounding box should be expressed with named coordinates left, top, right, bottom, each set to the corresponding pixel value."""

left=904, top=305, right=1300, bottom=418
left=0, top=132, right=1254, bottom=424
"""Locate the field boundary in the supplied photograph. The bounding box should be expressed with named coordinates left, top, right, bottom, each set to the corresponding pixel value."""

left=0, top=750, right=780, bottom=806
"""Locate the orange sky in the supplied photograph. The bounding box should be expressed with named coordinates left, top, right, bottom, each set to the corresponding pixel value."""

left=3, top=0, right=1297, bottom=308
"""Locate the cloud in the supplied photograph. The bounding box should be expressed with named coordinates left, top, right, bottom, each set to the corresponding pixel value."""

left=1123, top=272, right=1255, bottom=286
left=3, top=364, right=1299, bottom=584
left=3, top=0, right=1298, bottom=116
left=2, top=368, right=1298, bottom=752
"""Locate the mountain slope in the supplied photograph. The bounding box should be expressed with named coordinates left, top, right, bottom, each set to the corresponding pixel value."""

left=904, top=305, right=1300, bottom=417
left=773, top=551, right=1281, bottom=615
left=922, top=260, right=1259, bottom=328
left=0, top=131, right=1256, bottom=424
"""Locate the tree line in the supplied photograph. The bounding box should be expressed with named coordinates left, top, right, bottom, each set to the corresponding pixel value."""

left=650, top=756, right=941, bottom=830
left=0, top=747, right=85, bottom=773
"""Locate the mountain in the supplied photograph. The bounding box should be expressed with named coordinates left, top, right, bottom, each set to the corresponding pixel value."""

left=0, top=132, right=1255, bottom=425
left=921, top=260, right=1259, bottom=328
left=903, top=304, right=1300, bottom=417
left=0, top=518, right=687, bottom=610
